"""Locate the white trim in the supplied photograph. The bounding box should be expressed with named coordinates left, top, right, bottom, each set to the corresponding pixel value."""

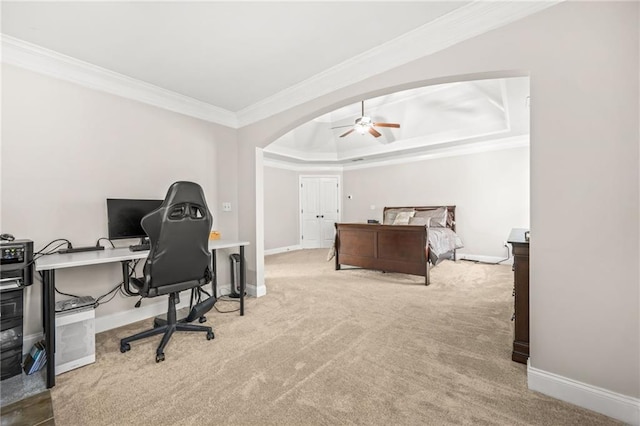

left=221, top=281, right=265, bottom=298
left=265, top=135, right=529, bottom=172
left=1, top=35, right=238, bottom=128
left=22, top=334, right=42, bottom=355
left=264, top=245, right=302, bottom=256
left=456, top=253, right=512, bottom=265
left=247, top=282, right=267, bottom=298
left=263, top=158, right=343, bottom=172
left=1, top=2, right=558, bottom=128
left=236, top=1, right=560, bottom=126
left=22, top=296, right=191, bottom=354
left=255, top=148, right=266, bottom=297
left=94, top=297, right=191, bottom=334
left=342, top=135, right=529, bottom=171
left=528, top=363, right=640, bottom=425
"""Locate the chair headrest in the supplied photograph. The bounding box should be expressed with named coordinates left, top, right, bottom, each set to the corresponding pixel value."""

left=162, top=181, right=208, bottom=207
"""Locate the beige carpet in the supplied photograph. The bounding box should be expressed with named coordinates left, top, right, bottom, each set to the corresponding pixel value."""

left=50, top=249, right=620, bottom=425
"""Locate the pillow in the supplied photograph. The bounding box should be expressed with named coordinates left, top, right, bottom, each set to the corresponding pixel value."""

left=414, top=207, right=448, bottom=227
left=392, top=210, right=415, bottom=225
left=409, top=216, right=430, bottom=226
left=383, top=208, right=414, bottom=225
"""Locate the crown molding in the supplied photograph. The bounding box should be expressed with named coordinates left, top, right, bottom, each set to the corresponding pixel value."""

left=0, top=1, right=558, bottom=129
left=264, top=135, right=529, bottom=172
left=342, top=135, right=529, bottom=171
left=236, top=1, right=560, bottom=127
left=1, top=35, right=238, bottom=128
left=263, top=158, right=343, bottom=172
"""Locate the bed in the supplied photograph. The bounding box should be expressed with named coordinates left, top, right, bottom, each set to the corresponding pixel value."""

left=333, top=206, right=462, bottom=285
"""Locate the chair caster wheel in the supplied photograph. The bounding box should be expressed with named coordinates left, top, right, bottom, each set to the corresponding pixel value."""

left=120, top=343, right=130, bottom=353
left=206, top=331, right=214, bottom=340
left=199, top=316, right=206, bottom=323
left=156, top=353, right=165, bottom=362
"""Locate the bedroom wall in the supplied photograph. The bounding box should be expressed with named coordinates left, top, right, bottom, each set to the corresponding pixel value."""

left=237, top=0, right=639, bottom=415
left=263, top=165, right=344, bottom=252
left=1, top=64, right=238, bottom=337
left=263, top=166, right=299, bottom=251
left=341, top=145, right=529, bottom=260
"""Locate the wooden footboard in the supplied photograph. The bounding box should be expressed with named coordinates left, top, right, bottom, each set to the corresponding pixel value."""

left=334, top=223, right=430, bottom=285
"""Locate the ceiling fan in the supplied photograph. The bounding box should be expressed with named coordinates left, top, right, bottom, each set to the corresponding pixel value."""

left=332, top=101, right=400, bottom=138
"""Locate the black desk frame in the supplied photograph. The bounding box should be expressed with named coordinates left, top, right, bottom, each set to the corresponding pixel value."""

left=39, top=246, right=245, bottom=389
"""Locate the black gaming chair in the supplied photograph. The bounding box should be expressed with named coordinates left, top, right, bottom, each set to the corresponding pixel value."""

left=119, top=181, right=215, bottom=362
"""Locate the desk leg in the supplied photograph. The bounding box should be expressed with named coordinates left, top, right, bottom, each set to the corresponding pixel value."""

left=211, top=249, right=217, bottom=298
left=240, top=245, right=245, bottom=316
left=42, top=269, right=56, bottom=388
left=121, top=261, right=136, bottom=296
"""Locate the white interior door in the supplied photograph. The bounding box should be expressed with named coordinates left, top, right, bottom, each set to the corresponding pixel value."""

left=300, top=176, right=340, bottom=249
left=319, top=178, right=339, bottom=247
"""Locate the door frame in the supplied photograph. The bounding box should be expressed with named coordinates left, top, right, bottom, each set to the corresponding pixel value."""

left=298, top=174, right=342, bottom=248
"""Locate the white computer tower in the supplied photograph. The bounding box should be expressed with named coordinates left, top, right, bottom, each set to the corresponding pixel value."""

left=55, top=307, right=95, bottom=375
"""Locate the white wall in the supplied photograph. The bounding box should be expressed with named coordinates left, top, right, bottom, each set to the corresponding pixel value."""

left=263, top=166, right=344, bottom=252
left=342, top=146, right=529, bottom=259
left=238, top=0, right=639, bottom=413
left=1, top=64, right=238, bottom=337
left=263, top=166, right=299, bottom=250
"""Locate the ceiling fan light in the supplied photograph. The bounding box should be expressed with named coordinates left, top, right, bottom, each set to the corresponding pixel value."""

left=356, top=125, right=368, bottom=134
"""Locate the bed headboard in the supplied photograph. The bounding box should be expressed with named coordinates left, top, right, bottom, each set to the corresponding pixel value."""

left=383, top=205, right=456, bottom=231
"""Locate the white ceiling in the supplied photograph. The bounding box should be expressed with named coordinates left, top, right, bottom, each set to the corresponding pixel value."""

left=264, top=76, right=530, bottom=166
left=1, top=1, right=469, bottom=112
left=1, top=1, right=557, bottom=128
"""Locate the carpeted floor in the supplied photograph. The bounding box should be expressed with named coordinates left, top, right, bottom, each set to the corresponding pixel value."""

left=50, top=249, right=620, bottom=425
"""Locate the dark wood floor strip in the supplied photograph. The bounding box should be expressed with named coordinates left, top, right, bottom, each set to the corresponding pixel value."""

left=0, top=391, right=54, bottom=426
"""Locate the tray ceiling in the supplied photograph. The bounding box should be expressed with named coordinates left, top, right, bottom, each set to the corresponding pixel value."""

left=264, top=77, right=530, bottom=166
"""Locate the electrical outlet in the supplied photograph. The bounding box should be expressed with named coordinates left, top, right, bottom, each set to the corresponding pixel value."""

left=222, top=202, right=232, bottom=212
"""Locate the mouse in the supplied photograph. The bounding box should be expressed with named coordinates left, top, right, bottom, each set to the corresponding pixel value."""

left=0, top=233, right=15, bottom=241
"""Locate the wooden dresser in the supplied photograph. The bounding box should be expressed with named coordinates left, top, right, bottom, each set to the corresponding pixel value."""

left=508, top=228, right=529, bottom=364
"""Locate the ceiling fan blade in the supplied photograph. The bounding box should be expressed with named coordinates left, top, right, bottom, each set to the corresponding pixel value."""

left=339, top=128, right=355, bottom=138
left=368, top=127, right=382, bottom=138
left=331, top=124, right=355, bottom=129
left=373, top=122, right=400, bottom=128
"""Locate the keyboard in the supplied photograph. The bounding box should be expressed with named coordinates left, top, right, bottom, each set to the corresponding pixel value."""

left=129, top=243, right=150, bottom=252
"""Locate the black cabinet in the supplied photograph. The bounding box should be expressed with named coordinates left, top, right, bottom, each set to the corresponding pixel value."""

left=1, top=288, right=24, bottom=380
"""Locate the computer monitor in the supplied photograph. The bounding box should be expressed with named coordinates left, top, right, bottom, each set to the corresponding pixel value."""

left=106, top=199, right=163, bottom=241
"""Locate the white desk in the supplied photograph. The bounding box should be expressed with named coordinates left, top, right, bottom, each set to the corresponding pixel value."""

left=35, top=239, right=249, bottom=388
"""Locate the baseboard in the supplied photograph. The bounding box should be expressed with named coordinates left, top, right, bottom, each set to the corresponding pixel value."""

left=456, top=252, right=512, bottom=265
left=528, top=362, right=640, bottom=425
left=217, top=282, right=266, bottom=298
left=264, top=245, right=301, bottom=256
left=22, top=333, right=44, bottom=355
left=94, top=297, right=191, bottom=334
left=248, top=282, right=267, bottom=297
left=22, top=297, right=191, bottom=354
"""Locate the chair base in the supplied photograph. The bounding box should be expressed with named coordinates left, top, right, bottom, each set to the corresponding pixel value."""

left=120, top=292, right=214, bottom=362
